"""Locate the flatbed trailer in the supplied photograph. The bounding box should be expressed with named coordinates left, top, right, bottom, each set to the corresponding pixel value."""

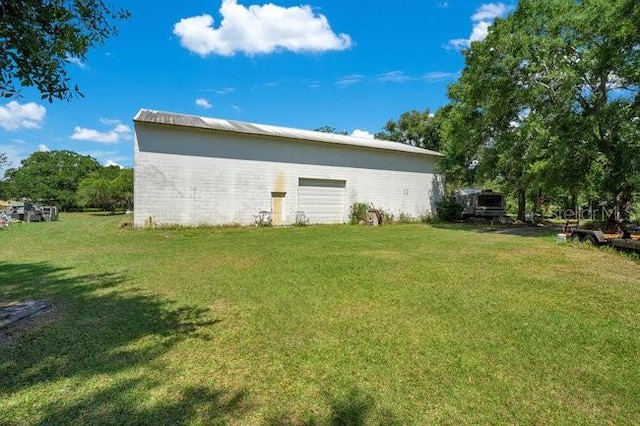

left=569, top=228, right=640, bottom=252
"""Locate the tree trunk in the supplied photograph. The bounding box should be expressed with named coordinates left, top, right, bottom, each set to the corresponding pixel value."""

left=517, top=189, right=526, bottom=222
left=616, top=188, right=633, bottom=221
left=571, top=191, right=580, bottom=229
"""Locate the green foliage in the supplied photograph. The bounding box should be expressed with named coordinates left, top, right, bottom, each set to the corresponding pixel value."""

left=0, top=181, right=8, bottom=200
left=350, top=202, right=370, bottom=224
left=436, top=104, right=483, bottom=188
left=439, top=0, right=640, bottom=220
left=314, top=126, right=348, bottom=135
left=76, top=167, right=133, bottom=212
left=396, top=212, right=416, bottom=224
left=436, top=196, right=463, bottom=222
left=375, top=109, right=442, bottom=151
left=3, top=150, right=101, bottom=210
left=631, top=203, right=640, bottom=223
left=0, top=0, right=130, bottom=101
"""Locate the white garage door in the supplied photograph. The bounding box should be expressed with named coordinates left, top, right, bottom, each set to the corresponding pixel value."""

left=297, top=178, right=346, bottom=224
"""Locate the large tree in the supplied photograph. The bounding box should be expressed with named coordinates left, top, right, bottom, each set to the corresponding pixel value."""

left=0, top=0, right=130, bottom=101
left=442, top=7, right=548, bottom=220
left=3, top=150, right=101, bottom=209
left=76, top=166, right=133, bottom=212
left=440, top=0, right=639, bottom=220
left=376, top=109, right=442, bottom=151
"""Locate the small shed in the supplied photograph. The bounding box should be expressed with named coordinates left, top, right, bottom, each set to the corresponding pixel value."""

left=133, top=109, right=444, bottom=227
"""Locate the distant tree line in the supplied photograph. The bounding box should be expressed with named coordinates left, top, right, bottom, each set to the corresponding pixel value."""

left=375, top=0, right=639, bottom=221
left=0, top=150, right=133, bottom=212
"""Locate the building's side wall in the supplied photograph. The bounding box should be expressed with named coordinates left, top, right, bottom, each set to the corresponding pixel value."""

left=134, top=124, right=443, bottom=227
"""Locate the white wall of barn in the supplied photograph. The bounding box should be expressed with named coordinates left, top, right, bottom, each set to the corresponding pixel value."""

left=134, top=124, right=443, bottom=227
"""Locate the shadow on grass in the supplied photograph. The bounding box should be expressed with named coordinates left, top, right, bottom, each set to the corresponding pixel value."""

left=88, top=211, right=128, bottom=217
left=265, top=388, right=401, bottom=426
left=34, top=380, right=248, bottom=425
left=431, top=222, right=559, bottom=238
left=0, top=261, right=246, bottom=424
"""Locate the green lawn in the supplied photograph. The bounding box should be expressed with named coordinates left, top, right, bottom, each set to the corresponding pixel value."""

left=1, top=213, right=638, bottom=425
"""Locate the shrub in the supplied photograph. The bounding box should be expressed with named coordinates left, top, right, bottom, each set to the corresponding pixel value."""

left=421, top=213, right=435, bottom=224
left=436, top=196, right=463, bottom=222
left=350, top=202, right=370, bottom=224
left=381, top=210, right=394, bottom=223
left=397, top=212, right=416, bottom=224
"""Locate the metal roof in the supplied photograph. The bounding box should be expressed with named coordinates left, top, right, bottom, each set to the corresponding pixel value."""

left=133, top=109, right=443, bottom=158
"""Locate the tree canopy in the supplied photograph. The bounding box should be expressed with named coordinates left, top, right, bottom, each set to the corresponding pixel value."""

left=0, top=0, right=130, bottom=101
left=76, top=166, right=133, bottom=212
left=375, top=109, right=443, bottom=151
left=2, top=150, right=101, bottom=209
left=437, top=0, right=639, bottom=220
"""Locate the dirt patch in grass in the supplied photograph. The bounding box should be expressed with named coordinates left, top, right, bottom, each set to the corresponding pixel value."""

left=0, top=299, right=57, bottom=345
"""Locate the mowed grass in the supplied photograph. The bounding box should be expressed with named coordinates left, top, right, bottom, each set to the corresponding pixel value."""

left=1, top=213, right=639, bottom=425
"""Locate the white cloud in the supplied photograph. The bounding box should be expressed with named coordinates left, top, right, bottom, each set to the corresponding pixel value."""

left=83, top=149, right=130, bottom=167
left=71, top=119, right=132, bottom=144
left=100, top=118, right=121, bottom=126
left=470, top=20, right=492, bottom=42
left=446, top=38, right=471, bottom=50
left=215, top=87, right=236, bottom=95
left=422, top=71, right=460, bottom=82
left=0, top=101, right=47, bottom=131
left=72, top=128, right=120, bottom=143
left=66, top=55, right=87, bottom=69
left=104, top=160, right=123, bottom=168
left=335, top=74, right=366, bottom=87
left=337, top=71, right=458, bottom=86
left=446, top=3, right=510, bottom=50
left=351, top=129, right=375, bottom=139
left=196, top=98, right=213, bottom=108
left=113, top=124, right=131, bottom=134
left=173, top=0, right=352, bottom=56
left=377, top=71, right=413, bottom=83
left=472, top=3, right=509, bottom=22
left=38, top=144, right=50, bottom=152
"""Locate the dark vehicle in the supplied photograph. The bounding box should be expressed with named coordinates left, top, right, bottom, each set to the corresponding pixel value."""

left=453, top=189, right=506, bottom=219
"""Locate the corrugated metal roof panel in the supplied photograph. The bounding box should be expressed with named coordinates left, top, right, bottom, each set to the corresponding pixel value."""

left=133, top=109, right=444, bottom=157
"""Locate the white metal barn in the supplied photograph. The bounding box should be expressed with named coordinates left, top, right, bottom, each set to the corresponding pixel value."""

left=133, top=109, right=443, bottom=227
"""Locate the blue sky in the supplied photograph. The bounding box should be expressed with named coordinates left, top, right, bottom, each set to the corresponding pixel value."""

left=0, top=0, right=512, bottom=171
